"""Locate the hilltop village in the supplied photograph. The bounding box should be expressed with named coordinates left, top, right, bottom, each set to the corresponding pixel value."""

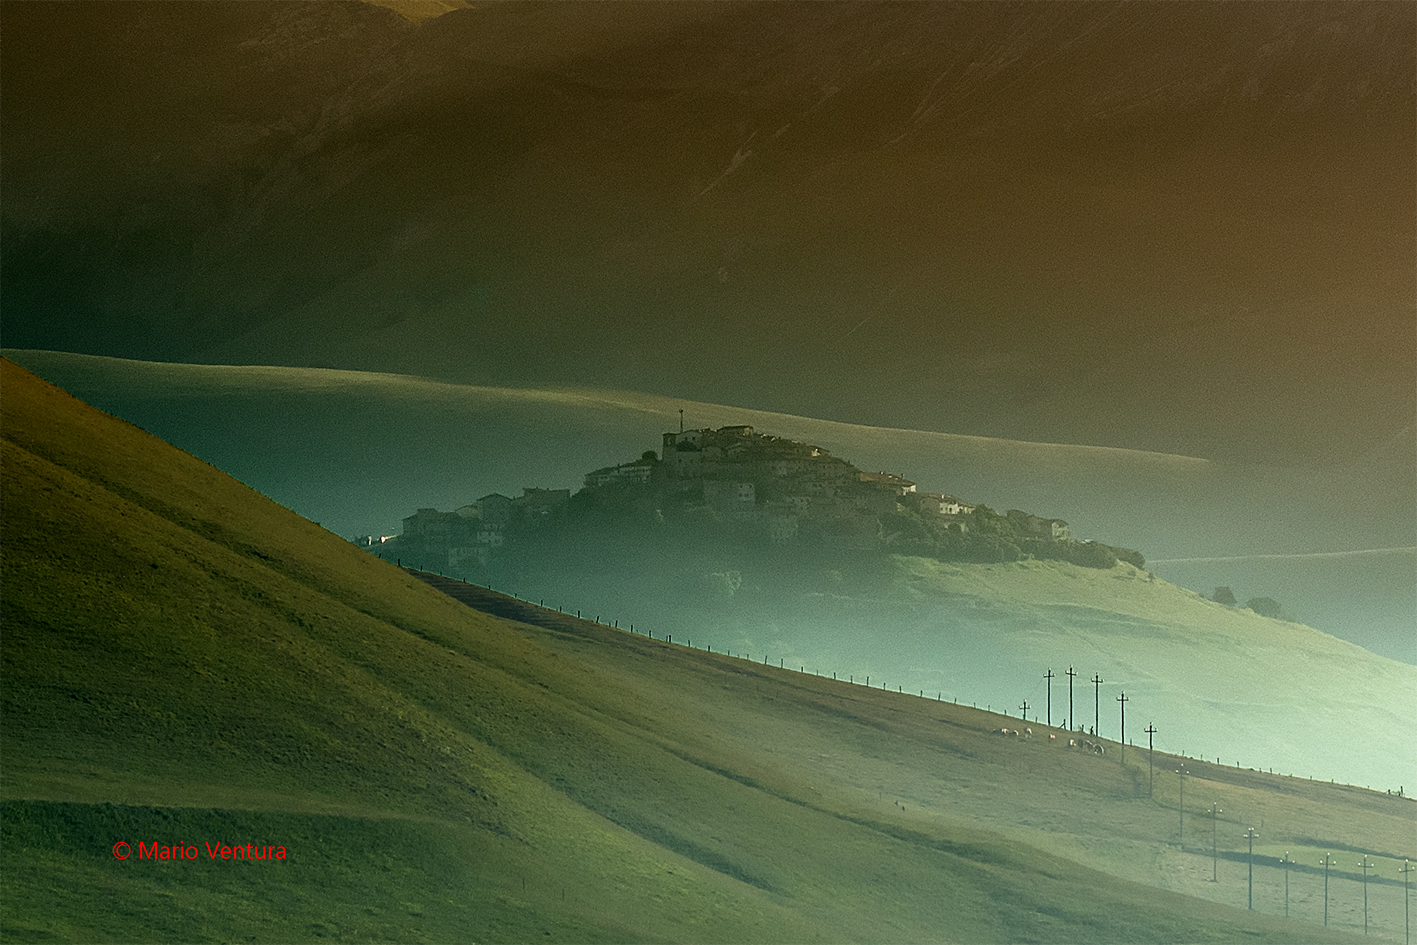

left=376, top=425, right=1142, bottom=576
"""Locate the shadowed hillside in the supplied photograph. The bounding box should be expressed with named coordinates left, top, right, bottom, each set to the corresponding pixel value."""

left=2, top=1, right=1411, bottom=470
left=4, top=363, right=1406, bottom=942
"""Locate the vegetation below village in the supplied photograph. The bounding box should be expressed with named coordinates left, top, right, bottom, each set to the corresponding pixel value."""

left=4, top=364, right=1411, bottom=943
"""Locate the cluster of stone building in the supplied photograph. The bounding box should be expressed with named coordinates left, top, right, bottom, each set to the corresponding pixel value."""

left=376, top=424, right=1069, bottom=571
left=394, top=487, right=570, bottom=569
left=583, top=425, right=1066, bottom=549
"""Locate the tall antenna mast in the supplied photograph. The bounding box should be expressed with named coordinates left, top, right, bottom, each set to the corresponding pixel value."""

left=679, top=409, right=684, bottom=434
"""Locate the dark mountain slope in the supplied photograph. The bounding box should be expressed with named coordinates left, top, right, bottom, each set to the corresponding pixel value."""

left=2, top=2, right=1411, bottom=465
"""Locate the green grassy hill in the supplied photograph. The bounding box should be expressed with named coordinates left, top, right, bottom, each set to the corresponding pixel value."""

left=472, top=526, right=1417, bottom=794
left=2, top=357, right=1408, bottom=942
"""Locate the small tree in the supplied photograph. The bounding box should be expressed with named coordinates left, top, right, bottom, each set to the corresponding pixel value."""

left=1116, top=547, right=1146, bottom=569
left=1246, top=596, right=1283, bottom=619
left=1212, top=586, right=1237, bottom=606
left=1066, top=540, right=1117, bottom=569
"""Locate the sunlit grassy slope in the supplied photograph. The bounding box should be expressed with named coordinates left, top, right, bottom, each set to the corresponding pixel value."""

left=722, top=555, right=1417, bottom=790
left=482, top=534, right=1417, bottom=793
left=1, top=357, right=1407, bottom=942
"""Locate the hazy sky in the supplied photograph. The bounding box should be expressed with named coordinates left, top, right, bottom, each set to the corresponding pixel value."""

left=2, top=1, right=1413, bottom=470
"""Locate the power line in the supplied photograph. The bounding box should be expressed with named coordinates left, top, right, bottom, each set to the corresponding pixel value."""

left=1091, top=674, right=1104, bottom=736
left=1176, top=766, right=1189, bottom=850
left=1281, top=851, right=1294, bottom=919
left=1319, top=853, right=1337, bottom=926
left=1361, top=854, right=1374, bottom=935
left=1244, top=828, right=1259, bottom=910
left=1400, top=859, right=1413, bottom=945
left=1116, top=691, right=1129, bottom=762
left=1043, top=668, right=1055, bottom=726
left=1210, top=803, right=1223, bottom=882
left=1145, top=724, right=1158, bottom=797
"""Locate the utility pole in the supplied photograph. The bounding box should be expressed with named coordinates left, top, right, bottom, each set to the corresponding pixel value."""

left=1244, top=828, right=1259, bottom=910
left=1320, top=853, right=1337, bottom=926
left=1210, top=803, right=1223, bottom=881
left=1145, top=724, right=1158, bottom=796
left=1066, top=665, right=1077, bottom=730
left=1116, top=691, right=1129, bottom=761
left=1177, top=766, right=1188, bottom=849
left=1400, top=859, right=1413, bottom=945
left=1019, top=699, right=1030, bottom=721
left=1361, top=855, right=1373, bottom=935
left=1091, top=674, right=1104, bottom=735
left=678, top=409, right=684, bottom=433
left=1281, top=852, right=1293, bottom=918
left=1043, top=669, right=1055, bottom=726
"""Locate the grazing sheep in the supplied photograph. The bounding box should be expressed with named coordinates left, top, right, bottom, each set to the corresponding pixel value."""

left=1025, top=727, right=1033, bottom=737
left=998, top=727, right=1010, bottom=736
left=1049, top=734, right=1056, bottom=741
left=1095, top=744, right=1105, bottom=755
left=1068, top=739, right=1076, bottom=748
